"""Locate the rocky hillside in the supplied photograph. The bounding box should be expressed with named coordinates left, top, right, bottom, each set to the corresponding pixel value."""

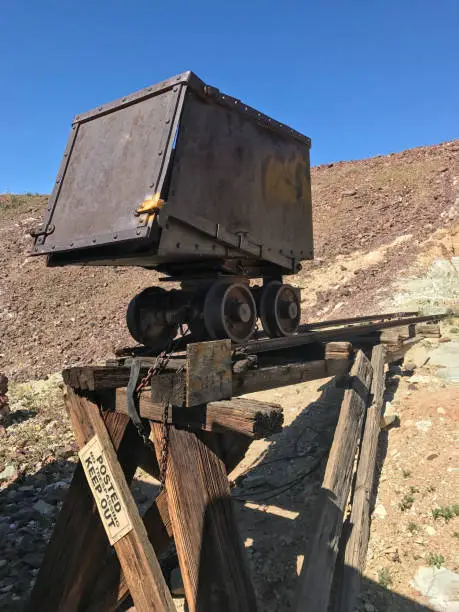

left=0, top=140, right=458, bottom=381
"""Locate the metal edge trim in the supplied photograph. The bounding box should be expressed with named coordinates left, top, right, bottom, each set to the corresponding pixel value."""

left=36, top=226, right=150, bottom=255
left=144, top=83, right=188, bottom=236
left=159, top=205, right=297, bottom=271
left=208, top=91, right=311, bottom=147
left=32, top=123, right=80, bottom=254
left=73, top=70, right=196, bottom=124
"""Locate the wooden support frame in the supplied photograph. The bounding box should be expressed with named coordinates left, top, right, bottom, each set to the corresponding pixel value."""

left=32, top=316, right=443, bottom=610
left=334, top=345, right=386, bottom=612
left=294, top=350, right=373, bottom=612
left=150, top=424, right=258, bottom=612
left=26, top=398, right=138, bottom=612
left=32, top=340, right=283, bottom=611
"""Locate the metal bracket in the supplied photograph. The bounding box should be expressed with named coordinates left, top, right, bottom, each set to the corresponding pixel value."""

left=29, top=224, right=55, bottom=239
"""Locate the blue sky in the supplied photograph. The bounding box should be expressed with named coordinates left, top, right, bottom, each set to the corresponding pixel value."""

left=1, top=0, right=458, bottom=194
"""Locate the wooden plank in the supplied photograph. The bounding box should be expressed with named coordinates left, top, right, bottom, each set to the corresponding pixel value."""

left=116, top=389, right=283, bottom=438
left=79, top=391, right=175, bottom=612
left=335, top=345, right=386, bottom=612
left=325, top=342, right=353, bottom=376
left=325, top=341, right=353, bottom=357
left=150, top=424, right=257, bottom=612
left=241, top=313, right=446, bottom=355
left=379, top=324, right=414, bottom=341
left=87, top=490, right=173, bottom=611
left=233, top=358, right=348, bottom=394
left=62, top=364, right=182, bottom=392
left=294, top=350, right=372, bottom=612
left=186, top=339, right=232, bottom=406
left=26, top=393, right=138, bottom=612
left=416, top=322, right=441, bottom=337
left=385, top=337, right=420, bottom=363
left=66, top=356, right=348, bottom=398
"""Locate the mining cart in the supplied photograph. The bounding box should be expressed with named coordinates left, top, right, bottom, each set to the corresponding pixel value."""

left=31, top=71, right=313, bottom=350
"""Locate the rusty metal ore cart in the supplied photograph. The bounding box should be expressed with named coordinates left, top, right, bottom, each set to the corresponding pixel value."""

left=31, top=71, right=313, bottom=349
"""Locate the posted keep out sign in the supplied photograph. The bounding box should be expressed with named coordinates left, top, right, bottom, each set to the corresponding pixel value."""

left=79, top=435, right=133, bottom=545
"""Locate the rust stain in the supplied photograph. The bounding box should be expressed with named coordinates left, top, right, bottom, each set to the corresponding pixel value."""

left=262, top=155, right=309, bottom=205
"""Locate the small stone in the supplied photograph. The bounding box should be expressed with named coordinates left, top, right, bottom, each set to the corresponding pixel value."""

left=384, top=546, right=400, bottom=562
left=364, top=603, right=376, bottom=612
left=403, top=361, right=416, bottom=375
left=373, top=504, right=387, bottom=519
left=415, top=420, right=432, bottom=432
left=437, top=407, right=446, bottom=415
left=380, top=414, right=399, bottom=429
left=45, top=420, right=58, bottom=432
left=341, top=189, right=357, bottom=197
left=33, top=500, right=54, bottom=516
left=44, top=481, right=68, bottom=502
left=426, top=453, right=439, bottom=461
left=0, top=464, right=16, bottom=481
left=438, top=337, right=451, bottom=343
left=438, top=167, right=448, bottom=172
left=411, top=566, right=459, bottom=610
left=55, top=445, right=75, bottom=460
left=424, top=526, right=436, bottom=536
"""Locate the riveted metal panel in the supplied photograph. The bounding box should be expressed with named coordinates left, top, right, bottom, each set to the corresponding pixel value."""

left=162, top=90, right=313, bottom=269
left=35, top=84, right=183, bottom=254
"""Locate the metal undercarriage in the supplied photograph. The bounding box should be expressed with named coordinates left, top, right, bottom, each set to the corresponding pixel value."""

left=126, top=275, right=302, bottom=350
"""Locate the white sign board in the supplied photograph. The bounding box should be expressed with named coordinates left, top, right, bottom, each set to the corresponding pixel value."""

left=79, top=434, right=133, bottom=545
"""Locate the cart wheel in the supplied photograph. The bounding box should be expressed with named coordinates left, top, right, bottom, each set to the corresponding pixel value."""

left=259, top=282, right=301, bottom=337
left=126, top=288, right=178, bottom=350
left=203, top=280, right=257, bottom=344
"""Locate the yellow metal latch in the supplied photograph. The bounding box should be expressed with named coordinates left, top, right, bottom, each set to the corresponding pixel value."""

left=135, top=192, right=165, bottom=216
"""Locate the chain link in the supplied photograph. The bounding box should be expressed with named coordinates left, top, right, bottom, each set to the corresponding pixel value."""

left=158, top=402, right=170, bottom=490
left=134, top=337, right=186, bottom=491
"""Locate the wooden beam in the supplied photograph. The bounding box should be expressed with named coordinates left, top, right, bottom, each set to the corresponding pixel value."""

left=86, top=428, right=252, bottom=611
left=86, top=490, right=173, bottom=611
left=385, top=337, right=420, bottom=363
left=62, top=364, right=182, bottom=392
left=78, top=391, right=175, bottom=612
left=334, top=345, right=386, bottom=612
left=325, top=342, right=353, bottom=376
left=149, top=359, right=347, bottom=402
left=64, top=357, right=349, bottom=397
left=233, top=358, right=348, bottom=395
left=26, top=394, right=138, bottom=612
left=150, top=424, right=257, bottom=612
left=416, top=322, right=441, bottom=337
left=115, top=389, right=283, bottom=438
left=294, top=350, right=372, bottom=612
left=186, top=340, right=232, bottom=406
